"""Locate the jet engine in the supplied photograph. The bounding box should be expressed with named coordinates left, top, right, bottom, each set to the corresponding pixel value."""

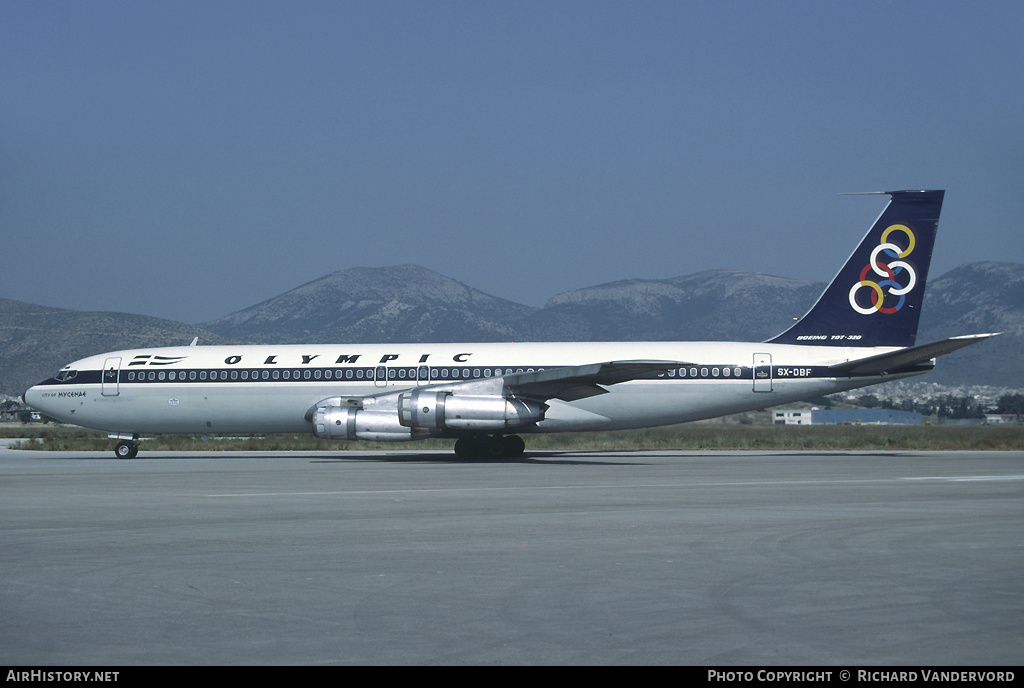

left=312, top=405, right=429, bottom=442
left=311, top=390, right=546, bottom=441
left=398, top=389, right=546, bottom=431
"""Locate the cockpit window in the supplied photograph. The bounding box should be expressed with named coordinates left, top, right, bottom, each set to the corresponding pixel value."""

left=54, top=369, right=78, bottom=382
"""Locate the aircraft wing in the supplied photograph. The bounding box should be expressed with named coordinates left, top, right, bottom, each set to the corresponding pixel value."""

left=501, top=359, right=688, bottom=401
left=319, top=360, right=688, bottom=417
left=828, top=333, right=999, bottom=377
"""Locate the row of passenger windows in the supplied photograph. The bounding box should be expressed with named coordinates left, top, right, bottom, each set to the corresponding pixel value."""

left=123, top=367, right=543, bottom=382
left=666, top=367, right=745, bottom=378
left=121, top=366, right=748, bottom=383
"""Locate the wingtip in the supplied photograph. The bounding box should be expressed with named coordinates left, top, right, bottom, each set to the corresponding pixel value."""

left=950, top=332, right=1000, bottom=341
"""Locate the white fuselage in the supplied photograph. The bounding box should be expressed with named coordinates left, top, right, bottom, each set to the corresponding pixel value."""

left=25, top=340, right=920, bottom=438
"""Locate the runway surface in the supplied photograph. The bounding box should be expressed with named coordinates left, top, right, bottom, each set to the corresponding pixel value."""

left=2, top=446, right=1022, bottom=665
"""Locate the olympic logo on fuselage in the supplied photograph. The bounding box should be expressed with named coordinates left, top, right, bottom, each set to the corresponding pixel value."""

left=848, top=224, right=916, bottom=315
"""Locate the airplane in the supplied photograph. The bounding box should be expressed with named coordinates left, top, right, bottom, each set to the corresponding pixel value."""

left=24, top=189, right=996, bottom=460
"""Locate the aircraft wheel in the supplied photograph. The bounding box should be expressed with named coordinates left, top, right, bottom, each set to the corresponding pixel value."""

left=453, top=436, right=508, bottom=460
left=504, top=435, right=525, bottom=457
left=454, top=437, right=483, bottom=460
left=483, top=435, right=509, bottom=460
left=114, top=441, right=139, bottom=460
left=453, top=435, right=524, bottom=461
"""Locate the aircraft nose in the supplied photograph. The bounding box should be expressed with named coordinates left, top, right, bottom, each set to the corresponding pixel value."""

left=22, top=385, right=42, bottom=410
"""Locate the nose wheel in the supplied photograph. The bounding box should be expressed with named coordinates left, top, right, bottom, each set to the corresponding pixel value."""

left=114, top=441, right=139, bottom=459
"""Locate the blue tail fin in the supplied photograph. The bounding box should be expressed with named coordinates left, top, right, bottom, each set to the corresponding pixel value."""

left=768, top=190, right=944, bottom=348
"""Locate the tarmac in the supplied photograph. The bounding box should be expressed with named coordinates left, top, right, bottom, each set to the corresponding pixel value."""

left=2, top=445, right=1022, bottom=665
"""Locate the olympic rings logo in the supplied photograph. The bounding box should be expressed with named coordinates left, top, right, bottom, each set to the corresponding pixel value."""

left=848, top=224, right=917, bottom=315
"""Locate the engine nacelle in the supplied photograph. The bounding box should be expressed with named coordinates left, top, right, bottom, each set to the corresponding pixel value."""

left=311, top=390, right=546, bottom=442
left=313, top=405, right=438, bottom=442
left=398, top=389, right=546, bottom=431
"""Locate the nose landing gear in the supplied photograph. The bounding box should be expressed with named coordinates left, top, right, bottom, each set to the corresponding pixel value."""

left=114, top=441, right=139, bottom=460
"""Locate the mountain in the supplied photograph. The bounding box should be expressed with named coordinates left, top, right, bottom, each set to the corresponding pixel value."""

left=517, top=270, right=824, bottom=342
left=200, top=267, right=825, bottom=344
left=201, top=265, right=537, bottom=344
left=0, top=299, right=233, bottom=398
left=3, top=262, right=1022, bottom=397
left=917, top=262, right=1024, bottom=386
left=520, top=263, right=1023, bottom=387
left=197, top=262, right=1022, bottom=388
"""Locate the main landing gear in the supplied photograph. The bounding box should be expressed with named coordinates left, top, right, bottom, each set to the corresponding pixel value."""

left=453, top=434, right=526, bottom=460
left=114, top=441, right=139, bottom=460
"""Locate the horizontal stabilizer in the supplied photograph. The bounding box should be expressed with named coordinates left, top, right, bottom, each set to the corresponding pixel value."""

left=828, top=333, right=999, bottom=377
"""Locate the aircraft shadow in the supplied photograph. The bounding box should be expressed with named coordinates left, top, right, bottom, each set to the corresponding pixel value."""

left=310, top=450, right=646, bottom=466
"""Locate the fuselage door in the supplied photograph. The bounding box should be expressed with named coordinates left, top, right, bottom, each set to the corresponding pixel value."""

left=417, top=365, right=431, bottom=386
left=101, top=357, right=122, bottom=397
left=375, top=365, right=388, bottom=388
left=753, top=353, right=772, bottom=393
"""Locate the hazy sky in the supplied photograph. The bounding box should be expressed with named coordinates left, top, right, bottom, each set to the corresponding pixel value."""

left=3, top=1, right=1022, bottom=324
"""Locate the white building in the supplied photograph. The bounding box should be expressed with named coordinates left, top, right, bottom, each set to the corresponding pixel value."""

left=773, top=408, right=922, bottom=425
